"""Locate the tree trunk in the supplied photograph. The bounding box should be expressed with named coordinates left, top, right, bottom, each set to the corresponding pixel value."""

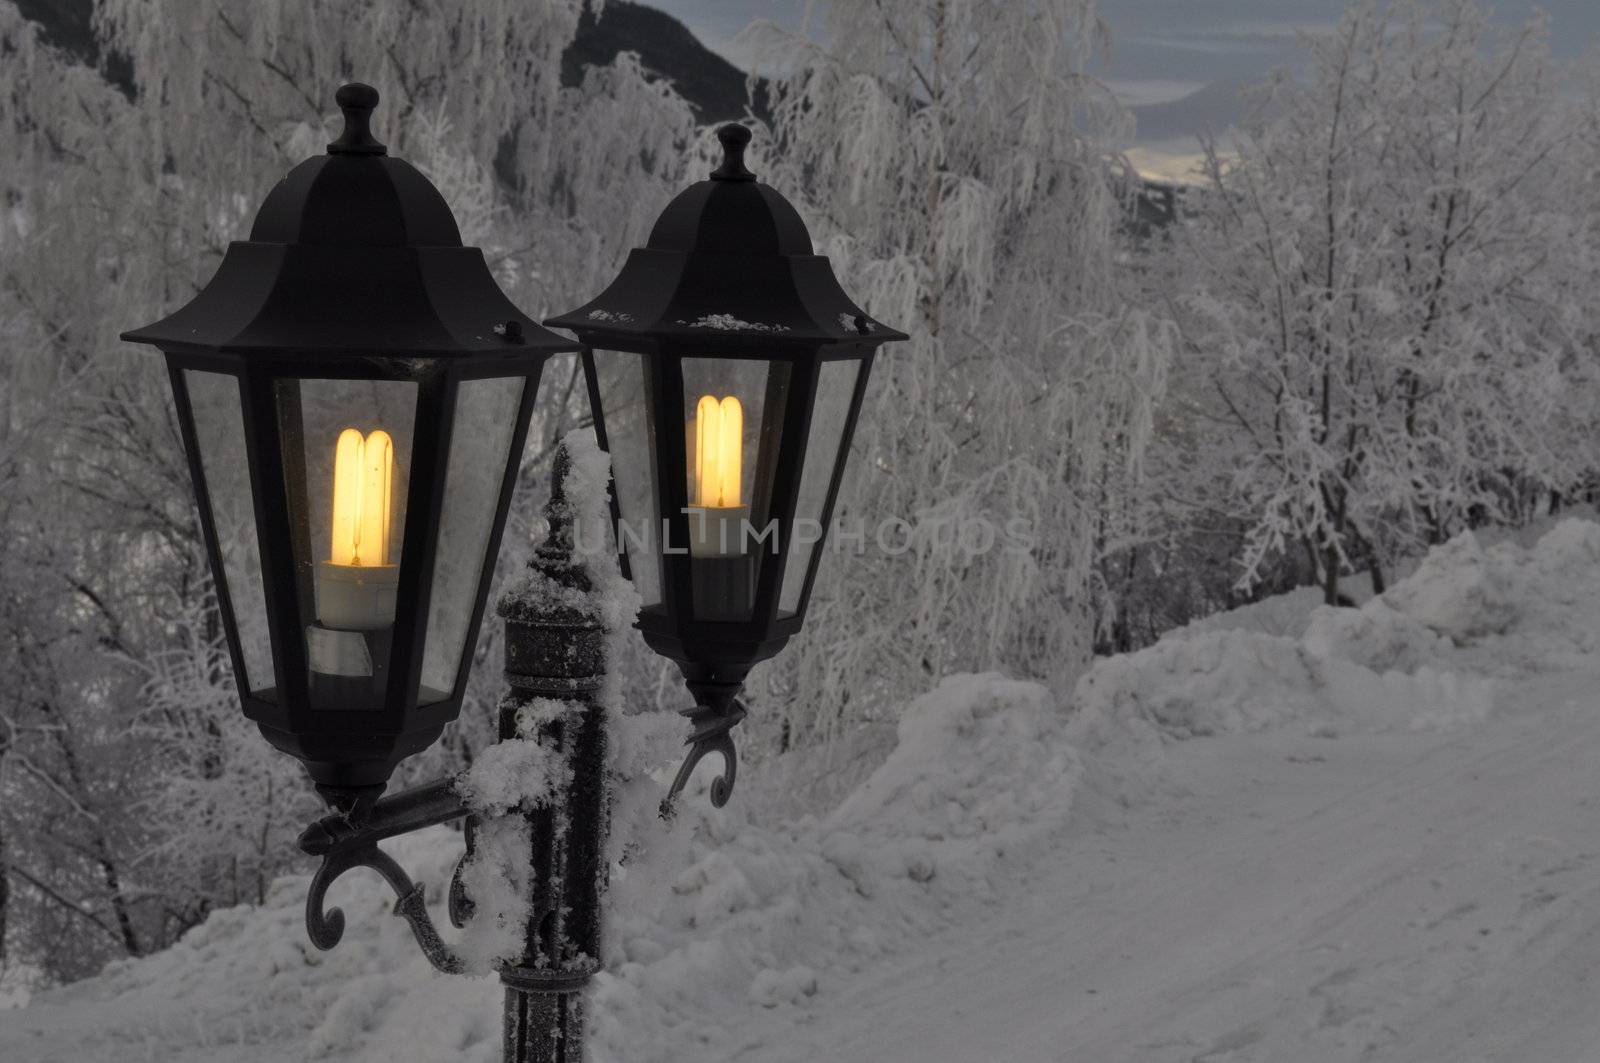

left=0, top=747, right=8, bottom=964
left=45, top=711, right=141, bottom=956
left=98, top=851, right=141, bottom=957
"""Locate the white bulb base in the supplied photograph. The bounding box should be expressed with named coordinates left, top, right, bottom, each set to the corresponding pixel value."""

left=316, top=561, right=399, bottom=631
left=687, top=505, right=750, bottom=559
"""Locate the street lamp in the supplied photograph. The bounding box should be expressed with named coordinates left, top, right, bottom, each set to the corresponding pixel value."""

left=122, top=90, right=904, bottom=1063
left=546, top=123, right=907, bottom=805
left=121, top=84, right=579, bottom=814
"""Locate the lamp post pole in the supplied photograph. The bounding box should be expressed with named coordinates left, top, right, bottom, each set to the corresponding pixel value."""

left=496, top=444, right=608, bottom=1061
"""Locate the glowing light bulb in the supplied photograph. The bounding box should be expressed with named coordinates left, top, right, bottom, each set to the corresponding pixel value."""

left=688, top=395, right=748, bottom=561
left=316, top=428, right=399, bottom=638
left=693, top=395, right=742, bottom=508
left=330, top=428, right=393, bottom=567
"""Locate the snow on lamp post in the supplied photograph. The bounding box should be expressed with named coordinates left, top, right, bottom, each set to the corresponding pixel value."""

left=121, top=84, right=578, bottom=817
left=546, top=123, right=907, bottom=807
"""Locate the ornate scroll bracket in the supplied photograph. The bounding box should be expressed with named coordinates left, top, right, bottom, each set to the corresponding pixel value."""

left=448, top=855, right=475, bottom=929
left=447, top=824, right=475, bottom=930
left=305, top=843, right=464, bottom=974
left=298, top=777, right=472, bottom=974
left=662, top=700, right=747, bottom=813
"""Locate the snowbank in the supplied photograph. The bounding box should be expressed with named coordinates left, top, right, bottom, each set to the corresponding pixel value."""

left=590, top=674, right=1080, bottom=1061
left=1071, top=522, right=1600, bottom=748
left=0, top=674, right=1082, bottom=1063
left=9, top=521, right=1600, bottom=1062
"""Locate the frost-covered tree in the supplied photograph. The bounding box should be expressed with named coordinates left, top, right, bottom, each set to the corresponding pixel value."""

left=739, top=0, right=1174, bottom=747
left=1167, top=0, right=1599, bottom=604
left=0, top=0, right=697, bottom=979
left=134, top=595, right=319, bottom=915
left=0, top=2, right=181, bottom=977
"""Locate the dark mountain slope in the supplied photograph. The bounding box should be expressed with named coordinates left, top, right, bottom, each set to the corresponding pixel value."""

left=13, top=0, right=764, bottom=123
left=563, top=0, right=767, bottom=123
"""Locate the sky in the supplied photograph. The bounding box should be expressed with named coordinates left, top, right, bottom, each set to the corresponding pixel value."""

left=652, top=0, right=1600, bottom=180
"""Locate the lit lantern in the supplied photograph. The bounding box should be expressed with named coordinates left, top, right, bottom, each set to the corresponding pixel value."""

left=122, top=85, right=577, bottom=811
left=546, top=124, right=906, bottom=801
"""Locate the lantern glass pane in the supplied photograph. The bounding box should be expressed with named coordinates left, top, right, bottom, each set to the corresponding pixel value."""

left=591, top=349, right=661, bottom=607
left=780, top=359, right=861, bottom=615
left=277, top=378, right=417, bottom=710
left=681, top=357, right=790, bottom=621
left=420, top=376, right=527, bottom=701
left=184, top=370, right=272, bottom=693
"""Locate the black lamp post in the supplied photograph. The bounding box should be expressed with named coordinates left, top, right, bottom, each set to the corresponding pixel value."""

left=122, top=90, right=903, bottom=1062
left=546, top=123, right=907, bottom=805
left=122, top=84, right=578, bottom=815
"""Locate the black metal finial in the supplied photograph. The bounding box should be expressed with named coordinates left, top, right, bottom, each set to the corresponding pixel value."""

left=518, top=440, right=594, bottom=598
left=710, top=123, right=756, bottom=182
left=536, top=442, right=581, bottom=570
left=328, top=82, right=387, bottom=156
left=546, top=442, right=572, bottom=517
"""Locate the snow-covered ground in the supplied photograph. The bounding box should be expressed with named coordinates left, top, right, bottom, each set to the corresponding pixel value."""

left=7, top=521, right=1600, bottom=1062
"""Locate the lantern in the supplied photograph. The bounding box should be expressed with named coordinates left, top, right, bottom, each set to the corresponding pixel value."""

left=546, top=124, right=906, bottom=799
left=122, top=85, right=577, bottom=811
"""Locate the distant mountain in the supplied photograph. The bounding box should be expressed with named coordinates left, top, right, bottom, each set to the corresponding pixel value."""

left=12, top=0, right=133, bottom=94
left=12, top=0, right=764, bottom=123
left=564, top=1, right=768, bottom=123
left=1130, top=80, right=1248, bottom=144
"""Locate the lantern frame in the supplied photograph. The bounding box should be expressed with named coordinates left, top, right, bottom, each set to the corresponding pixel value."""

left=123, top=85, right=578, bottom=806
left=578, top=337, right=879, bottom=675
left=549, top=124, right=907, bottom=805
left=164, top=351, right=545, bottom=794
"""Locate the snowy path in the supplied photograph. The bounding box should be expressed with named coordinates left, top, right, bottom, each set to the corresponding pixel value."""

left=752, top=671, right=1600, bottom=1063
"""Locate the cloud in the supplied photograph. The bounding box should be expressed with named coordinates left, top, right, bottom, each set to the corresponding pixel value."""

left=1125, top=21, right=1338, bottom=56
left=1104, top=79, right=1209, bottom=108
left=1207, top=20, right=1344, bottom=41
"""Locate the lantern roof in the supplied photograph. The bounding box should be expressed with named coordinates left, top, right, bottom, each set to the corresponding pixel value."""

left=122, top=83, right=577, bottom=360
left=544, top=124, right=908, bottom=348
